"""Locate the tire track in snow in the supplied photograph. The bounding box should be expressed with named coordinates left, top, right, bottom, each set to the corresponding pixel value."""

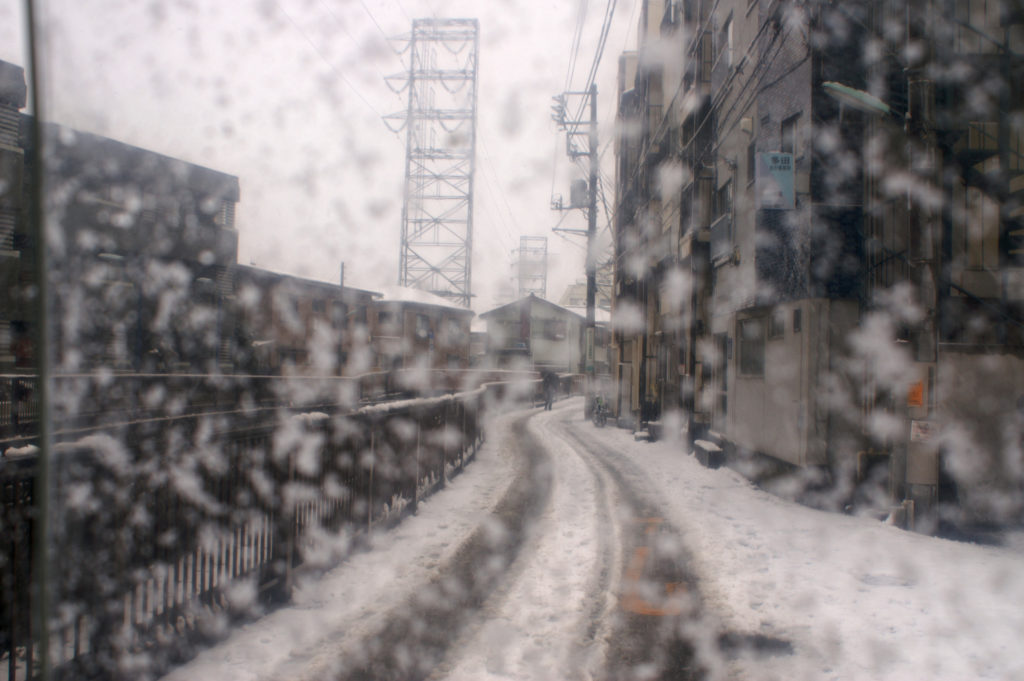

left=430, top=400, right=623, bottom=681
left=556, top=410, right=704, bottom=681
left=329, top=410, right=553, bottom=681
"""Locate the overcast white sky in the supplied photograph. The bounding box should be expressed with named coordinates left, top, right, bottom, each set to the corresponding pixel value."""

left=0, top=0, right=638, bottom=312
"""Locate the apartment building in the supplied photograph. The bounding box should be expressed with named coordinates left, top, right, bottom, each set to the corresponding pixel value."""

left=613, top=0, right=1024, bottom=522
left=370, top=286, right=474, bottom=374
left=0, top=61, right=28, bottom=371
left=480, top=294, right=587, bottom=372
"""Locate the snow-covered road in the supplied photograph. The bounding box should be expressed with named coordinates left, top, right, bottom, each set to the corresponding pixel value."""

left=163, top=397, right=1024, bottom=681
left=432, top=402, right=622, bottom=681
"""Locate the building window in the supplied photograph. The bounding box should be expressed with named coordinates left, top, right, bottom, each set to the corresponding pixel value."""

left=216, top=200, right=236, bottom=229
left=311, top=299, right=325, bottom=315
left=714, top=179, right=733, bottom=219
left=768, top=309, right=785, bottom=339
left=543, top=319, right=567, bottom=340
left=711, top=179, right=734, bottom=263
left=718, top=15, right=733, bottom=68
left=415, top=314, right=431, bottom=340
left=738, top=317, right=765, bottom=376
left=331, top=301, right=346, bottom=329
left=781, top=114, right=799, bottom=155
left=662, top=0, right=680, bottom=27
left=502, top=321, right=523, bottom=346
left=445, top=318, right=465, bottom=345
left=954, top=180, right=1000, bottom=269
left=747, top=141, right=756, bottom=186
left=793, top=308, right=802, bottom=333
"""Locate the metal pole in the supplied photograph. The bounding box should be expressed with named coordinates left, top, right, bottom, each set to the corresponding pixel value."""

left=397, top=26, right=417, bottom=287
left=25, top=0, right=52, bottom=676
left=585, top=83, right=598, bottom=417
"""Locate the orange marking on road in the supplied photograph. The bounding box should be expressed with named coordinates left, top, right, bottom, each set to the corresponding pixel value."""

left=636, top=517, right=663, bottom=534
left=620, top=538, right=687, bottom=616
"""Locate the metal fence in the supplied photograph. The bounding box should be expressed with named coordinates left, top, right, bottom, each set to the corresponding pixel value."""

left=0, top=373, right=549, bottom=681
left=0, top=377, right=37, bottom=443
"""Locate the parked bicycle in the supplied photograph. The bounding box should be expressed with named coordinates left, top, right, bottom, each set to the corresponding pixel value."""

left=592, top=395, right=608, bottom=428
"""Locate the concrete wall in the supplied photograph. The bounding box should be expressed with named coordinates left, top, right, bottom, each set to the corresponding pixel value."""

left=528, top=299, right=582, bottom=373
left=723, top=298, right=858, bottom=467
left=936, top=350, right=1024, bottom=520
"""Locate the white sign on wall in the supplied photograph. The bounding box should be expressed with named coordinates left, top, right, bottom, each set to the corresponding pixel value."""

left=756, top=152, right=794, bottom=209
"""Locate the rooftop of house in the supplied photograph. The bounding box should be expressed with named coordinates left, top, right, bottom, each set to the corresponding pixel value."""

left=377, top=286, right=475, bottom=315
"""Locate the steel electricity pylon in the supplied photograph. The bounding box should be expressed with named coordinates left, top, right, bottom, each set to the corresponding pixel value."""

left=517, top=236, right=548, bottom=299
left=385, top=18, right=479, bottom=308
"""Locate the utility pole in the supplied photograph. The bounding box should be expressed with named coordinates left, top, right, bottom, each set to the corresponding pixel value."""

left=585, top=83, right=598, bottom=402
left=551, top=83, right=599, bottom=414
left=902, top=0, right=939, bottom=527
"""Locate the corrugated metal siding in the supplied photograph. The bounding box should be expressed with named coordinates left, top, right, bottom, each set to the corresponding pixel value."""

left=0, top=107, right=18, bottom=147
left=0, top=208, right=14, bottom=250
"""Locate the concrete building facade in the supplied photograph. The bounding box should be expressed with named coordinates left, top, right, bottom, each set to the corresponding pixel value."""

left=370, top=286, right=474, bottom=375
left=613, top=0, right=1024, bottom=524
left=479, top=295, right=586, bottom=372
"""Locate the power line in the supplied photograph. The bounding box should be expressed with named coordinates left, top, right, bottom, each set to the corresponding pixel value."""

left=318, top=0, right=404, bottom=105
left=606, top=2, right=795, bottom=241
left=273, top=1, right=389, bottom=122
left=583, top=0, right=618, bottom=93
left=566, top=0, right=618, bottom=141
left=357, top=0, right=395, bottom=44
left=565, top=0, right=589, bottom=92
left=393, top=0, right=412, bottom=23
left=554, top=0, right=590, bottom=203
left=477, top=139, right=521, bottom=256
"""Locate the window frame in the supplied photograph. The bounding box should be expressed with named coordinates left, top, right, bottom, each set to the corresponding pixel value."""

left=716, top=13, right=734, bottom=69
left=747, top=141, right=757, bottom=186
left=737, top=316, right=766, bottom=376
left=768, top=309, right=785, bottom=339
left=781, top=113, right=799, bottom=156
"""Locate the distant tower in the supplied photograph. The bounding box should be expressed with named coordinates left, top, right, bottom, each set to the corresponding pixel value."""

left=387, top=19, right=479, bottom=308
left=517, top=236, right=547, bottom=299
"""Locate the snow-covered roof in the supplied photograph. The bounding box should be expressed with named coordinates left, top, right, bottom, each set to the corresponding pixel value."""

left=479, top=294, right=585, bottom=321
left=376, top=286, right=474, bottom=314
left=233, top=264, right=381, bottom=298
left=564, top=306, right=611, bottom=324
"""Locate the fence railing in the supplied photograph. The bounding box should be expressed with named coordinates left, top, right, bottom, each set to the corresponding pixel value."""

left=0, top=372, right=557, bottom=681
left=0, top=369, right=541, bottom=447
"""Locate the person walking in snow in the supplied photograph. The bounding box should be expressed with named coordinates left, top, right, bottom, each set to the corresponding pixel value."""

left=542, top=370, right=558, bottom=410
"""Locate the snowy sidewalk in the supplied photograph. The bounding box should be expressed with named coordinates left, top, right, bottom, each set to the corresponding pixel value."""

left=587, top=412, right=1024, bottom=681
